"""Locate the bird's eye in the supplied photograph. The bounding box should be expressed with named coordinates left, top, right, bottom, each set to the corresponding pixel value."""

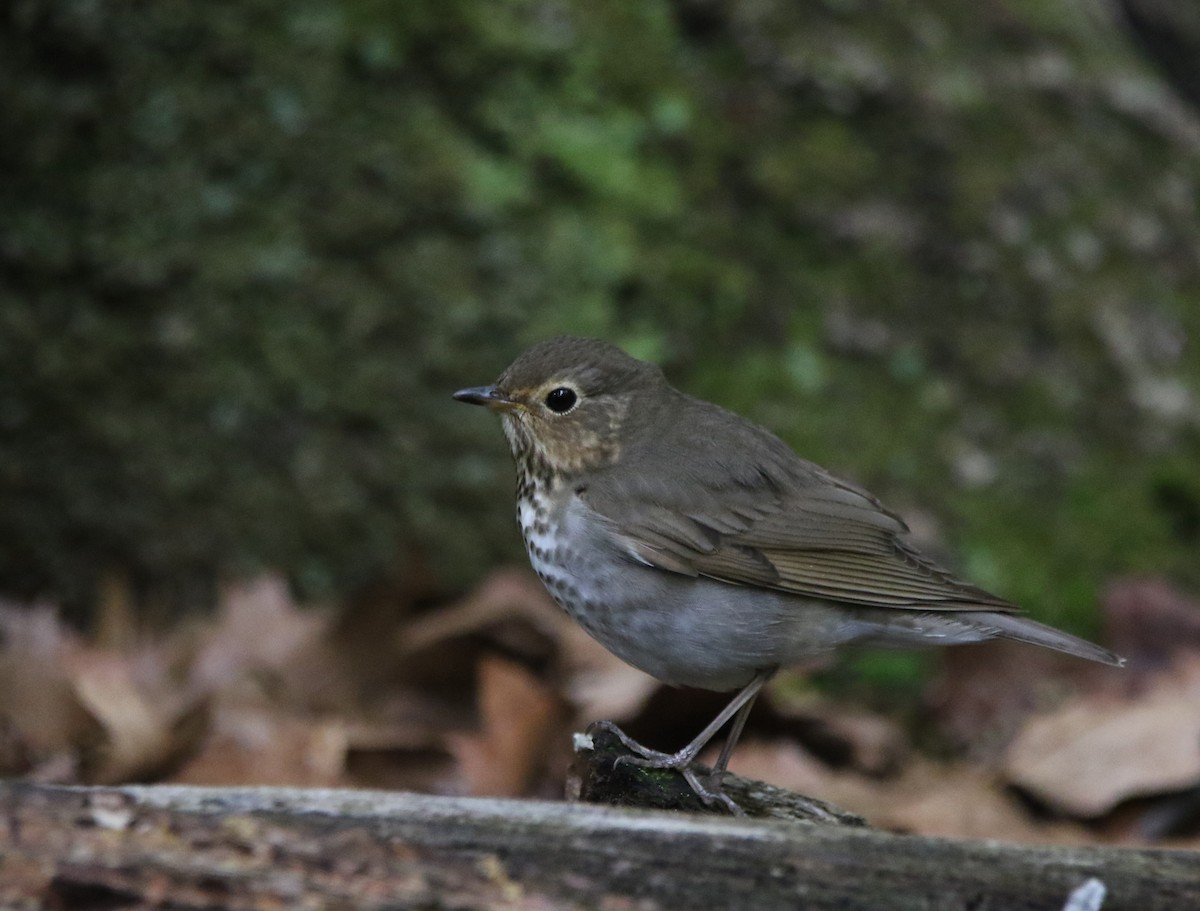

left=544, top=386, right=578, bottom=414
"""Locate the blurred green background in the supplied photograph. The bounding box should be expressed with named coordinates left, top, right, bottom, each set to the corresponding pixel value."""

left=2, top=0, right=1198, bottom=646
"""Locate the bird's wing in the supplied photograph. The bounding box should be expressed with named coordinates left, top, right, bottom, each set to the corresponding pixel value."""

left=581, top=417, right=1015, bottom=612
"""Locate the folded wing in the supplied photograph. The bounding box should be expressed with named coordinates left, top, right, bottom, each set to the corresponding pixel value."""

left=583, top=411, right=1015, bottom=613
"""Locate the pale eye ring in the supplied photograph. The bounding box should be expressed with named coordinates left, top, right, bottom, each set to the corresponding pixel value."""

left=544, top=386, right=578, bottom=414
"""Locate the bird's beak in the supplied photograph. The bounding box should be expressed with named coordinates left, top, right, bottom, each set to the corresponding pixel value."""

left=452, top=385, right=519, bottom=412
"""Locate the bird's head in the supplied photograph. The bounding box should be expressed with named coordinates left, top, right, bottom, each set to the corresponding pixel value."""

left=454, top=336, right=666, bottom=477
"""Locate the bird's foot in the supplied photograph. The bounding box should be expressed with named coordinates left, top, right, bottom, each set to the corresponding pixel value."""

left=588, top=721, right=744, bottom=815
left=589, top=720, right=676, bottom=763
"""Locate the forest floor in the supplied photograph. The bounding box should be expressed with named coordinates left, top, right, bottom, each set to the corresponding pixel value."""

left=2, top=568, right=1198, bottom=849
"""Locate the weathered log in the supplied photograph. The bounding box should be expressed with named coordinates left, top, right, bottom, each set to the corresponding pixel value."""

left=1, top=781, right=1196, bottom=910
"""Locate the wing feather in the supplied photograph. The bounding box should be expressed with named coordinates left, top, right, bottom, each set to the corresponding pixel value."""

left=583, top=395, right=1015, bottom=613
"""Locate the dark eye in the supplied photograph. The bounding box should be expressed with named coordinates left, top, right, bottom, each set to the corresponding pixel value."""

left=544, top=386, right=577, bottom=414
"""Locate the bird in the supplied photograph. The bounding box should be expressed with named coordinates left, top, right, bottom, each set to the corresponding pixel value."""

left=454, top=336, right=1123, bottom=813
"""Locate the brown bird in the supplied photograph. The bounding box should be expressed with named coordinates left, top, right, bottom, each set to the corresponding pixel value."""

left=455, top=336, right=1123, bottom=812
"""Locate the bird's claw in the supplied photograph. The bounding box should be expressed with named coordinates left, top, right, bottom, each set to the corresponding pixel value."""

left=593, top=720, right=744, bottom=815
left=591, top=720, right=676, bottom=763
left=681, top=766, right=744, bottom=815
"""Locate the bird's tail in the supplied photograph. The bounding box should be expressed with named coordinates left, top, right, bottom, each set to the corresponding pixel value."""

left=980, top=612, right=1125, bottom=667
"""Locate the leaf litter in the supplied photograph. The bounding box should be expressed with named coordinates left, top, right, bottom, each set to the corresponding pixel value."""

left=0, top=572, right=1198, bottom=848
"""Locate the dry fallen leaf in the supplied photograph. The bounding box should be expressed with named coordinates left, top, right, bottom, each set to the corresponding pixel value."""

left=765, top=688, right=908, bottom=777
left=397, top=570, right=565, bottom=656
left=924, top=639, right=1117, bottom=759
left=0, top=603, right=97, bottom=773
left=5, top=568, right=1198, bottom=848
left=868, top=761, right=1093, bottom=844
left=398, top=568, right=658, bottom=737
left=190, top=574, right=329, bottom=695
left=66, top=650, right=208, bottom=784
left=729, top=740, right=1093, bottom=843
left=174, top=704, right=348, bottom=787
left=449, top=654, right=567, bottom=797
left=1004, top=658, right=1200, bottom=818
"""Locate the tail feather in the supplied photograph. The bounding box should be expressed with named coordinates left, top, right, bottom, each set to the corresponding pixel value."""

left=980, top=612, right=1125, bottom=667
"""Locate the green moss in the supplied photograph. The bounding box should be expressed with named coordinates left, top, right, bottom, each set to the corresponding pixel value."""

left=0, top=0, right=1197, bottom=637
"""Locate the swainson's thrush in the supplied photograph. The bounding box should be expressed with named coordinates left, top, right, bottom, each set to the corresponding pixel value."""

left=455, top=336, right=1123, bottom=812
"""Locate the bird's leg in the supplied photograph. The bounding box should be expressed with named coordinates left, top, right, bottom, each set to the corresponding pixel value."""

left=708, top=690, right=759, bottom=785
left=675, top=692, right=764, bottom=814
left=600, top=670, right=774, bottom=813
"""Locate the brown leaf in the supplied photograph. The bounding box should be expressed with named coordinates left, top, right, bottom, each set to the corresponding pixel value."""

left=174, top=705, right=347, bottom=787
left=397, top=570, right=567, bottom=657
left=66, top=651, right=208, bottom=784
left=764, top=682, right=908, bottom=776
left=1004, top=658, right=1200, bottom=818
left=0, top=603, right=99, bottom=777
left=729, top=740, right=1093, bottom=843
left=449, top=655, right=566, bottom=797
left=924, top=639, right=1116, bottom=759
left=869, top=761, right=1092, bottom=844
left=2, top=599, right=210, bottom=783
left=189, top=575, right=328, bottom=695
left=398, top=569, right=656, bottom=731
